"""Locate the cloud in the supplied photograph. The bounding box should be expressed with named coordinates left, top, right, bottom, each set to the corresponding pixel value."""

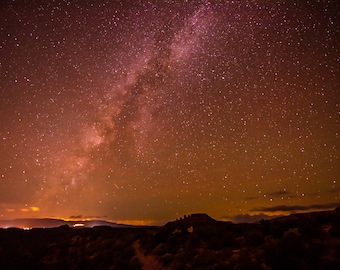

left=266, top=190, right=290, bottom=196
left=84, top=216, right=103, bottom=219
left=69, top=215, right=82, bottom=219
left=251, top=203, right=340, bottom=213
left=223, top=202, right=340, bottom=223
left=328, top=187, right=340, bottom=193
left=244, top=190, right=292, bottom=201
left=244, top=196, right=258, bottom=200
left=69, top=215, right=106, bottom=220
left=221, top=213, right=283, bottom=223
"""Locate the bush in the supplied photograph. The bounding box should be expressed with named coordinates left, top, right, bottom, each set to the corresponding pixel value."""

left=244, top=230, right=264, bottom=246
left=222, top=231, right=238, bottom=248
left=329, top=224, right=340, bottom=238
left=298, top=220, right=322, bottom=239
left=160, top=253, right=174, bottom=266
left=207, top=236, right=225, bottom=250
left=265, top=231, right=305, bottom=270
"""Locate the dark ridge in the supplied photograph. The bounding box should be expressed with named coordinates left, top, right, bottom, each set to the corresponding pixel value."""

left=0, top=208, right=340, bottom=269
left=164, top=213, right=218, bottom=228
left=270, top=207, right=340, bottom=224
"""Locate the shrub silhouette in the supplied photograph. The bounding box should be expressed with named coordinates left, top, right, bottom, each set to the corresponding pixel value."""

left=2, top=209, right=340, bottom=269
left=329, top=224, right=340, bottom=237
left=244, top=230, right=264, bottom=246
left=265, top=231, right=305, bottom=270
left=159, top=253, right=174, bottom=266
left=207, top=236, right=225, bottom=250
left=297, top=219, right=322, bottom=239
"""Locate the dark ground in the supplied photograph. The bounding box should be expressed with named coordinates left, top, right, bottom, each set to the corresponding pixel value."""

left=1, top=209, right=340, bottom=269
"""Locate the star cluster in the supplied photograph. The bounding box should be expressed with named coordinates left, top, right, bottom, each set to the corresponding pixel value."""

left=0, top=0, right=339, bottom=224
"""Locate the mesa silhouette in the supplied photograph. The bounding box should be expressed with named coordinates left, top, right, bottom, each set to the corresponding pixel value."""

left=0, top=208, right=340, bottom=269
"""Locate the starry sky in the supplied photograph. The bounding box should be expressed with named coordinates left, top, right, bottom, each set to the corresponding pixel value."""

left=1, top=0, right=339, bottom=225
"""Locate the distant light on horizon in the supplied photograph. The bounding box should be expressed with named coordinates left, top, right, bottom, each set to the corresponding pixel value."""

left=73, top=223, right=85, bottom=228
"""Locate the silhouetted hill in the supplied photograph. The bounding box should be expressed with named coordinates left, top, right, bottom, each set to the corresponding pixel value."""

left=1, top=208, right=340, bottom=269
left=165, top=213, right=218, bottom=227
left=0, top=218, right=66, bottom=229
left=0, top=218, right=136, bottom=229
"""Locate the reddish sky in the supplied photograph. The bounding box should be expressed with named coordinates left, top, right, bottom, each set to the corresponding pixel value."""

left=0, top=0, right=339, bottom=225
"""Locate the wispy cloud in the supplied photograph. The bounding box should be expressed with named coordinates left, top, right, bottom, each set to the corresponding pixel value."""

left=69, top=215, right=82, bottom=219
left=244, top=190, right=292, bottom=201
left=244, top=196, right=258, bottom=200
left=251, top=203, right=340, bottom=213
left=221, top=213, right=283, bottom=223
left=85, top=216, right=104, bottom=219
left=69, top=215, right=106, bottom=220
left=266, top=190, right=290, bottom=196
left=328, top=187, right=340, bottom=193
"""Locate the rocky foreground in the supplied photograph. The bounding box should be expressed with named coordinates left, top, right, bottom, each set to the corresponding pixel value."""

left=1, top=209, right=340, bottom=269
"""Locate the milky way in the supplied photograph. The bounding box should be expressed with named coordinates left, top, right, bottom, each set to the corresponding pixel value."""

left=1, top=0, right=339, bottom=224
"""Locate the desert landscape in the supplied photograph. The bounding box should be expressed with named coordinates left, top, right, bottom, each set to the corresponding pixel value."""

left=1, top=208, right=340, bottom=269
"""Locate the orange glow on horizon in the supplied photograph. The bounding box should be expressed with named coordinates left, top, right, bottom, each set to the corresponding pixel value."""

left=115, top=219, right=161, bottom=226
left=30, top=206, right=40, bottom=212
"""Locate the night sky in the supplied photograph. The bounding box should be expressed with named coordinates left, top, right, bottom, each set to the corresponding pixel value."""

left=1, top=0, right=339, bottom=225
